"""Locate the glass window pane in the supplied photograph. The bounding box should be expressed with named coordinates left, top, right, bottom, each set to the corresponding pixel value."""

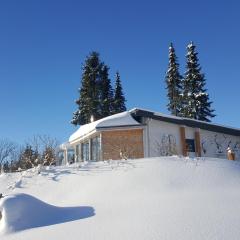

left=67, top=149, right=75, bottom=164
left=91, top=136, right=101, bottom=161
left=76, top=144, right=81, bottom=162
left=81, top=142, right=89, bottom=161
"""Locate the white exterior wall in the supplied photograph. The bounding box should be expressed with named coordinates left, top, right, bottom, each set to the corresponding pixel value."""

left=200, top=129, right=240, bottom=160
left=185, top=126, right=195, bottom=139
left=147, top=119, right=182, bottom=157
left=145, top=117, right=240, bottom=160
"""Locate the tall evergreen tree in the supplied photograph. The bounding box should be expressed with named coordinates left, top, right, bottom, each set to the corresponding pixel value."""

left=71, top=52, right=103, bottom=125
left=71, top=52, right=121, bottom=125
left=181, top=42, right=215, bottom=122
left=98, top=65, right=114, bottom=118
left=165, top=43, right=183, bottom=116
left=113, top=72, right=126, bottom=114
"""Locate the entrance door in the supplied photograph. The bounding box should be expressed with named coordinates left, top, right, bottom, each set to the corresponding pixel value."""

left=185, top=139, right=196, bottom=157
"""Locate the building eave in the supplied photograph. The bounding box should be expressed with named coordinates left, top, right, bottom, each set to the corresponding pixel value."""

left=130, top=108, right=240, bottom=137
left=96, top=124, right=145, bottom=131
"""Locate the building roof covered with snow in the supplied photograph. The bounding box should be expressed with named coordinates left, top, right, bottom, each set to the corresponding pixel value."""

left=69, top=111, right=142, bottom=143
left=130, top=108, right=240, bottom=136
left=69, top=108, right=240, bottom=144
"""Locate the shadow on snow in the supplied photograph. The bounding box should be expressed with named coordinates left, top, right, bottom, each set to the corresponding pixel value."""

left=0, top=193, right=95, bottom=234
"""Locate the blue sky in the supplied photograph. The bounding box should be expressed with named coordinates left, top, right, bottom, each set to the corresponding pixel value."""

left=1, top=0, right=240, bottom=144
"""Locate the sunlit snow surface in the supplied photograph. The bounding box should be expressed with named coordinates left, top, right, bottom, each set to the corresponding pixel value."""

left=69, top=111, right=140, bottom=142
left=1, top=157, right=240, bottom=240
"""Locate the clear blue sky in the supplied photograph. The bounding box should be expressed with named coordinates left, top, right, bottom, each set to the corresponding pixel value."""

left=1, top=0, right=240, bottom=144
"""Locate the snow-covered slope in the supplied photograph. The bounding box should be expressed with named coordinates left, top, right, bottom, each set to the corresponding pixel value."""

left=1, top=157, right=240, bottom=239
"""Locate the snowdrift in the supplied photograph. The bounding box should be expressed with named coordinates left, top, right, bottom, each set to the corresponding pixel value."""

left=1, top=157, right=240, bottom=240
left=0, top=193, right=94, bottom=234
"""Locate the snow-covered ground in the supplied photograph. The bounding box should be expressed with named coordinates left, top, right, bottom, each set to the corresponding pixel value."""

left=1, top=156, right=240, bottom=239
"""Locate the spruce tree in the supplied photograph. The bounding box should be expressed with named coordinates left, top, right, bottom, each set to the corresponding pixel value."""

left=71, top=52, right=103, bottom=125
left=181, top=42, right=215, bottom=122
left=72, top=53, right=128, bottom=125
left=113, top=72, right=126, bottom=114
left=99, top=65, right=114, bottom=118
left=165, top=43, right=183, bottom=116
left=19, top=145, right=37, bottom=169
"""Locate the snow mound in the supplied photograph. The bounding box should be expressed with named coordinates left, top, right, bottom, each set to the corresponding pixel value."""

left=69, top=111, right=141, bottom=142
left=1, top=157, right=240, bottom=239
left=0, top=193, right=94, bottom=234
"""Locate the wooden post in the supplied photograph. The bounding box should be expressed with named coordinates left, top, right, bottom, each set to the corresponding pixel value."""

left=195, top=129, right=201, bottom=157
left=227, top=148, right=235, bottom=160
left=179, top=126, right=187, bottom=156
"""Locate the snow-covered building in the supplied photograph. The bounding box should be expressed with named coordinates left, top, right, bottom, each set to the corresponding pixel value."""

left=61, top=108, right=240, bottom=163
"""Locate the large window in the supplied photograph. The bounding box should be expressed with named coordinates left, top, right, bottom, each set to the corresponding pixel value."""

left=75, top=144, right=81, bottom=162
left=80, top=136, right=101, bottom=161
left=91, top=136, right=101, bottom=161
left=57, top=151, right=64, bottom=165
left=67, top=149, right=75, bottom=164
left=186, top=139, right=195, bottom=152
left=81, top=142, right=89, bottom=161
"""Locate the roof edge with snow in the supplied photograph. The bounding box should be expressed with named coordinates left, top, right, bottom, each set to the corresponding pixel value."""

left=130, top=108, right=240, bottom=136
left=69, top=111, right=143, bottom=143
left=69, top=108, right=240, bottom=143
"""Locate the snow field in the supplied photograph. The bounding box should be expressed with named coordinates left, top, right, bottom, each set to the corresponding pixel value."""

left=1, top=157, right=240, bottom=240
